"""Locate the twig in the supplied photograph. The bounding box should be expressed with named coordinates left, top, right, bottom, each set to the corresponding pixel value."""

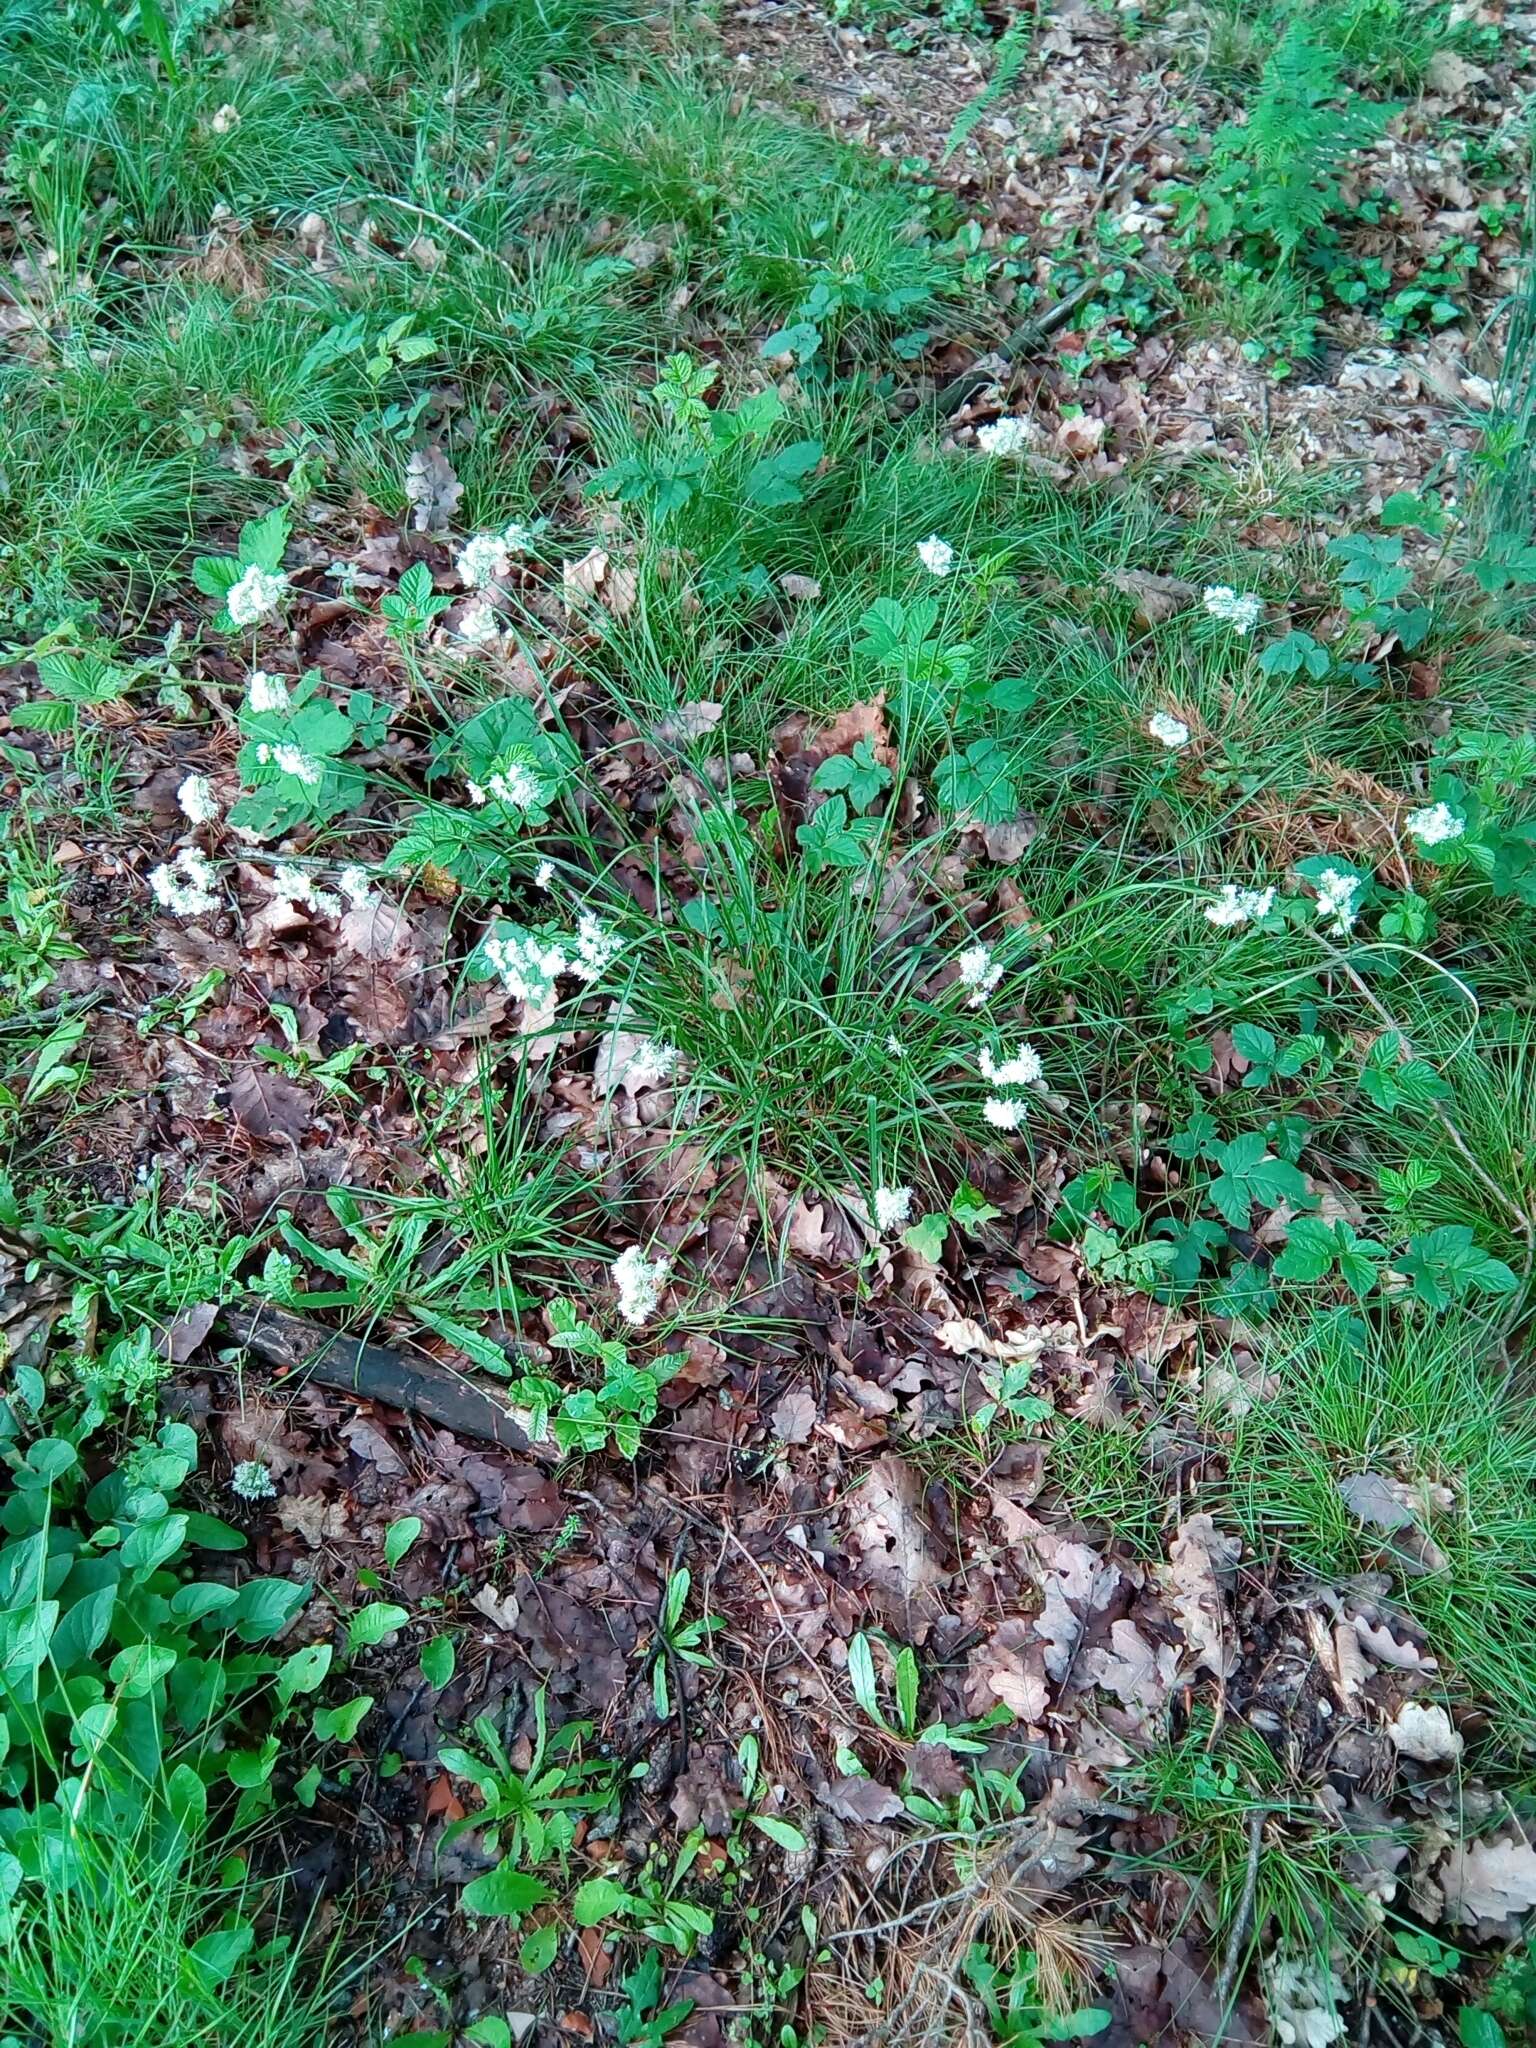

left=1210, top=1807, right=1265, bottom=2031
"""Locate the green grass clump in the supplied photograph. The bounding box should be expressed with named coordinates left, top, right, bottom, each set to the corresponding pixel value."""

left=1219, top=1311, right=1536, bottom=1748
left=0, top=1829, right=359, bottom=2048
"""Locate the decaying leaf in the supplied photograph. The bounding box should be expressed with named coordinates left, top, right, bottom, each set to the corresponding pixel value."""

left=1160, top=1514, right=1240, bottom=1680
left=1030, top=1535, right=1119, bottom=1682
left=404, top=444, right=463, bottom=534
left=1436, top=1834, right=1536, bottom=1933
left=1080, top=1618, right=1179, bottom=1716
left=850, top=1454, right=945, bottom=1603
left=1388, top=1701, right=1462, bottom=1764
left=226, top=1064, right=311, bottom=1143
left=655, top=701, right=724, bottom=744
left=820, top=1774, right=905, bottom=1824
left=562, top=546, right=637, bottom=619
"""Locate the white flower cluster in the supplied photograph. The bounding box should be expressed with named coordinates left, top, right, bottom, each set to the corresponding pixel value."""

left=612, top=1244, right=670, bottom=1327
left=976, top=416, right=1037, bottom=458
left=572, top=912, right=621, bottom=982
left=957, top=943, right=1004, bottom=1007
left=177, top=772, right=220, bottom=825
left=455, top=521, right=535, bottom=589
left=1204, top=883, right=1276, bottom=929
left=229, top=1459, right=276, bottom=1501
left=227, top=564, right=288, bottom=628
left=618, top=1038, right=679, bottom=1092
left=149, top=846, right=219, bottom=917
left=1406, top=801, right=1464, bottom=847
left=1314, top=866, right=1362, bottom=936
left=271, top=863, right=341, bottom=917
left=917, top=535, right=954, bottom=577
left=483, top=912, right=623, bottom=1004
left=873, top=1184, right=914, bottom=1233
left=1147, top=710, right=1190, bottom=750
left=455, top=598, right=504, bottom=649
left=1202, top=585, right=1263, bottom=635
left=483, top=929, right=571, bottom=1007
left=979, top=1040, right=1045, bottom=1131
left=254, top=742, right=323, bottom=786
left=339, top=865, right=373, bottom=906
left=246, top=670, right=291, bottom=714
left=467, top=760, right=548, bottom=811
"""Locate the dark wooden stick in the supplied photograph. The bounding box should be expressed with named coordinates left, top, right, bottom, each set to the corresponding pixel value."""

left=219, top=1302, right=531, bottom=1451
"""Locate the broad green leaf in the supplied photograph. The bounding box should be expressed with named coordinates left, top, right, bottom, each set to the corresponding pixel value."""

left=420, top=1635, right=455, bottom=1689
left=750, top=1814, right=808, bottom=1852
left=572, top=1876, right=632, bottom=1926
left=347, top=1602, right=409, bottom=1651
left=461, top=1863, right=552, bottom=1919
left=517, top=1925, right=559, bottom=1977
left=384, top=1517, right=423, bottom=1570
left=277, top=1641, right=333, bottom=1704
left=313, top=1694, right=374, bottom=1743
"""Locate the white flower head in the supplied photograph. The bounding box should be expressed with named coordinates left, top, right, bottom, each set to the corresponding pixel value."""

left=1406, top=801, right=1464, bottom=848
left=176, top=772, right=220, bottom=825
left=1147, top=710, right=1191, bottom=750
left=246, top=670, right=290, bottom=714
left=481, top=759, right=549, bottom=811
left=268, top=744, right=323, bottom=787
left=976, top=415, right=1037, bottom=458
left=338, top=864, right=373, bottom=907
left=1202, top=585, right=1263, bottom=635
left=271, top=863, right=340, bottom=917
left=612, top=1244, right=670, bottom=1327
left=456, top=531, right=513, bottom=589
left=483, top=929, right=569, bottom=1006
left=499, top=519, right=536, bottom=556
left=534, top=860, right=556, bottom=891
left=1203, top=883, right=1276, bottom=929
left=885, top=1033, right=906, bottom=1058
left=873, top=1185, right=914, bottom=1233
left=149, top=847, right=219, bottom=917
left=957, top=943, right=1004, bottom=1007
left=917, top=535, right=955, bottom=577
left=618, top=1037, right=679, bottom=1093
left=229, top=1460, right=275, bottom=1501
left=455, top=598, right=503, bottom=649
left=226, top=564, right=288, bottom=628
left=979, top=1041, right=1044, bottom=1089
left=1313, top=866, right=1362, bottom=936
left=984, top=1096, right=1029, bottom=1130
left=571, top=912, right=621, bottom=983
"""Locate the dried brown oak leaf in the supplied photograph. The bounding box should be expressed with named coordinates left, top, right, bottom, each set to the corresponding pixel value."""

left=226, top=1064, right=311, bottom=1143
left=850, top=1454, right=945, bottom=1603
left=404, top=445, right=463, bottom=534
left=1436, top=1835, right=1536, bottom=1934
left=562, top=546, right=636, bottom=619
left=1160, top=1514, right=1241, bottom=1681
left=820, top=1774, right=905, bottom=1824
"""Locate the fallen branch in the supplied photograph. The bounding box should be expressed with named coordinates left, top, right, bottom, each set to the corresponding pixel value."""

left=218, top=1302, right=530, bottom=1451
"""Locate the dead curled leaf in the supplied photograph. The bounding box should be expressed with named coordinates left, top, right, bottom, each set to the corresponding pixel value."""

left=1436, top=1834, right=1536, bottom=1933
left=1389, top=1701, right=1463, bottom=1764
left=404, top=444, right=463, bottom=534
left=850, top=1454, right=945, bottom=1603
left=226, top=1064, right=311, bottom=1143
left=1159, top=1514, right=1241, bottom=1681
left=1079, top=1619, right=1180, bottom=1717
left=562, top=546, right=636, bottom=619
left=819, top=1774, right=906, bottom=1824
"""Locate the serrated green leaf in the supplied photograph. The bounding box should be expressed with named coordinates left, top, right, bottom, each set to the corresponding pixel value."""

left=461, top=1862, right=552, bottom=1919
